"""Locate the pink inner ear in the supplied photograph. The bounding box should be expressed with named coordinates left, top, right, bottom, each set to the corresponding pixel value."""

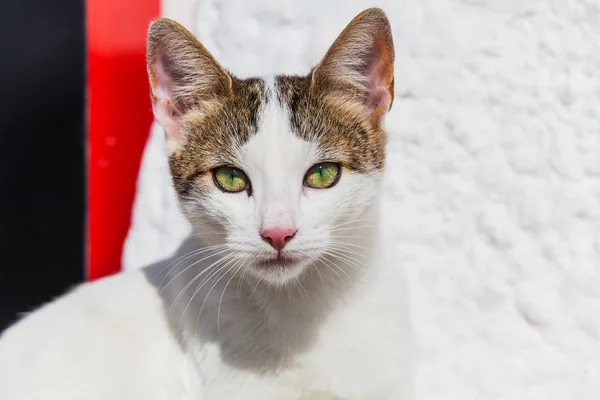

left=365, top=57, right=393, bottom=121
left=153, top=98, right=182, bottom=140
left=152, top=55, right=183, bottom=140
left=363, top=34, right=394, bottom=122
left=154, top=57, right=175, bottom=101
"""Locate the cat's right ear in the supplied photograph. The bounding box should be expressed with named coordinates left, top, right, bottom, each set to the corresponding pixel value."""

left=146, top=19, right=232, bottom=146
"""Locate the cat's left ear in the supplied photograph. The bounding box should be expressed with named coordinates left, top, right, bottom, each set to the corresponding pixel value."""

left=312, top=8, right=394, bottom=125
left=146, top=18, right=232, bottom=146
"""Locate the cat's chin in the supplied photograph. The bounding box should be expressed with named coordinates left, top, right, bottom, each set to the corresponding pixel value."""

left=248, top=253, right=314, bottom=284
left=255, top=254, right=300, bottom=269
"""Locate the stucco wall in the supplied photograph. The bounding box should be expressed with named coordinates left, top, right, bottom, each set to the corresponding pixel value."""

left=123, top=1, right=600, bottom=398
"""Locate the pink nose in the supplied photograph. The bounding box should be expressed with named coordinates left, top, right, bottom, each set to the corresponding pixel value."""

left=260, top=228, right=297, bottom=251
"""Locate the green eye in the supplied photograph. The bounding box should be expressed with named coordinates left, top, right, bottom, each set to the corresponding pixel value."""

left=213, top=166, right=250, bottom=193
left=304, top=162, right=341, bottom=189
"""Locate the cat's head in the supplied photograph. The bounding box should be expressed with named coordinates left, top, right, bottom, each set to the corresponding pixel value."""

left=146, top=8, right=394, bottom=285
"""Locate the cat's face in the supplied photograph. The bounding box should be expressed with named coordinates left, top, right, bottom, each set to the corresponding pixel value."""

left=147, top=9, right=394, bottom=284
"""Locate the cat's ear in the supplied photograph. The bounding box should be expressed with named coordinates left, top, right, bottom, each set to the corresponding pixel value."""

left=146, top=18, right=232, bottom=144
left=312, top=8, right=394, bottom=124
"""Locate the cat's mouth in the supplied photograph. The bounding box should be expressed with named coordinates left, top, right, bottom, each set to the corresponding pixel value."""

left=256, top=254, right=299, bottom=269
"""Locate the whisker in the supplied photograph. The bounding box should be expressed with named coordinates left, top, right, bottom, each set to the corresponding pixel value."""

left=155, top=244, right=228, bottom=288
left=329, top=225, right=378, bottom=233
left=168, top=254, right=234, bottom=322
left=217, top=257, right=249, bottom=331
left=329, top=246, right=368, bottom=264
left=236, top=255, right=260, bottom=298
left=293, top=275, right=309, bottom=299
left=318, top=257, right=348, bottom=288
left=313, top=257, right=326, bottom=289
left=325, top=246, right=367, bottom=266
left=158, top=247, right=231, bottom=294
left=235, top=268, right=248, bottom=299
left=323, top=249, right=366, bottom=272
left=328, top=244, right=375, bottom=265
left=196, top=259, right=240, bottom=333
left=152, top=244, right=226, bottom=279
left=250, top=273, right=265, bottom=298
left=329, top=240, right=375, bottom=253
left=330, top=235, right=372, bottom=240
left=327, top=249, right=369, bottom=266
left=330, top=218, right=376, bottom=230
left=236, top=266, right=248, bottom=299
left=178, top=255, right=239, bottom=336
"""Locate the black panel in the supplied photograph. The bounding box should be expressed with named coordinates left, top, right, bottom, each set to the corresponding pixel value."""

left=0, top=0, right=85, bottom=331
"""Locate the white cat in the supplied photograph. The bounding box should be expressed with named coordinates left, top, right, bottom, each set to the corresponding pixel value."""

left=0, top=8, right=413, bottom=399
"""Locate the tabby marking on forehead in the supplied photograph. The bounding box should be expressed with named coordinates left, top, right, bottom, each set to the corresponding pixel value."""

left=170, top=72, right=387, bottom=198
left=275, top=75, right=386, bottom=173
left=169, top=77, right=267, bottom=196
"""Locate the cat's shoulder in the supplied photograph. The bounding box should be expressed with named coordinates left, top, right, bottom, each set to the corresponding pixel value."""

left=1, top=270, right=159, bottom=339
left=0, top=270, right=187, bottom=400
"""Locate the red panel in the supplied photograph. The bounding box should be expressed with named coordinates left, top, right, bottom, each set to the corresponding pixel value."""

left=86, top=0, right=160, bottom=280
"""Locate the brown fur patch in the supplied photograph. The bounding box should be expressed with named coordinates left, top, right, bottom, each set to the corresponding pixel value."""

left=275, top=8, right=394, bottom=173
left=312, top=8, right=395, bottom=125
left=168, top=77, right=266, bottom=197
left=147, top=18, right=232, bottom=112
left=147, top=18, right=267, bottom=197
left=275, top=75, right=387, bottom=173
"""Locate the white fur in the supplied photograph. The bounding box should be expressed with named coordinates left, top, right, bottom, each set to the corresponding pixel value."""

left=0, top=79, right=413, bottom=399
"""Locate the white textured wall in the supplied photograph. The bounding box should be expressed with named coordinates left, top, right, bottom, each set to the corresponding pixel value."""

left=124, top=0, right=600, bottom=398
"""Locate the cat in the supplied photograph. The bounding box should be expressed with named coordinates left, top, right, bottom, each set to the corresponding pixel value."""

left=0, top=8, right=413, bottom=399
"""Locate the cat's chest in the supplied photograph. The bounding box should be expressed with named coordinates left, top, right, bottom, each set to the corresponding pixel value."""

left=183, top=262, right=411, bottom=399
left=186, top=313, right=407, bottom=400
left=289, top=292, right=410, bottom=398
left=189, top=295, right=409, bottom=399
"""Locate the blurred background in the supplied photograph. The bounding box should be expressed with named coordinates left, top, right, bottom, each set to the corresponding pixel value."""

left=1, top=0, right=600, bottom=398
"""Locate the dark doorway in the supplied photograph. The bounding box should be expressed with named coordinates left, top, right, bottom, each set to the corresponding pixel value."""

left=0, top=0, right=85, bottom=331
